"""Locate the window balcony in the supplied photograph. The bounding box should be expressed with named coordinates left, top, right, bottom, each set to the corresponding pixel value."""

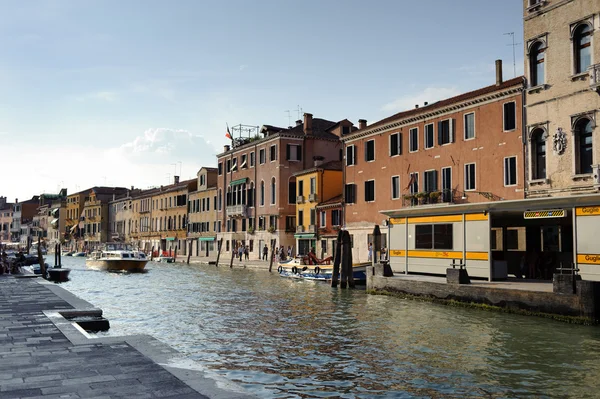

left=308, top=225, right=317, bottom=233
left=226, top=204, right=247, bottom=218
left=296, top=195, right=305, bottom=204
left=308, top=194, right=318, bottom=202
left=526, top=0, right=546, bottom=13
left=296, top=225, right=305, bottom=233
left=589, top=64, right=600, bottom=93
left=402, top=190, right=454, bottom=207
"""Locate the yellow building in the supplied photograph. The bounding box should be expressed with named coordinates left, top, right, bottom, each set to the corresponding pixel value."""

left=148, top=177, right=197, bottom=256
left=293, top=160, right=343, bottom=256
left=65, top=190, right=88, bottom=250
left=82, top=187, right=128, bottom=250
left=188, top=167, right=218, bottom=257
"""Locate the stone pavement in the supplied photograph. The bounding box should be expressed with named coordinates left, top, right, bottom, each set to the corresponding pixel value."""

left=0, top=275, right=254, bottom=399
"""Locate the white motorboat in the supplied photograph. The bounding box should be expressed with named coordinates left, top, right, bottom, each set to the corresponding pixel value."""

left=86, top=243, right=148, bottom=272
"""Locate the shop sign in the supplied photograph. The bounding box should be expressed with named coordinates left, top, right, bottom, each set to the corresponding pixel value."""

left=523, top=209, right=565, bottom=219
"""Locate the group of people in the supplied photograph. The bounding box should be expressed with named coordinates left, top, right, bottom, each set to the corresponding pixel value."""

left=259, top=244, right=293, bottom=261
left=367, top=243, right=388, bottom=262
left=234, top=244, right=250, bottom=261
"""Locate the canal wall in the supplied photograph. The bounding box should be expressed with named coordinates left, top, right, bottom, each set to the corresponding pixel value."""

left=366, top=266, right=600, bottom=324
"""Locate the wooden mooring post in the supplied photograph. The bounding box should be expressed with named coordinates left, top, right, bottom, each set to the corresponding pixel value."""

left=54, top=244, right=58, bottom=267
left=331, top=230, right=343, bottom=287
left=215, top=238, right=223, bottom=267
left=58, top=244, right=61, bottom=267
left=150, top=246, right=154, bottom=261
left=37, top=237, right=46, bottom=279
left=268, top=239, right=276, bottom=272
left=174, top=247, right=177, bottom=262
left=187, top=240, right=192, bottom=264
left=229, top=242, right=235, bottom=268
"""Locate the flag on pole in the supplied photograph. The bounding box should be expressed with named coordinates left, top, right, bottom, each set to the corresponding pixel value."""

left=405, top=174, right=415, bottom=191
left=225, top=124, right=232, bottom=140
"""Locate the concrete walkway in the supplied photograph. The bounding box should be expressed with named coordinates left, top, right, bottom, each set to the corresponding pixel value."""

left=384, top=273, right=554, bottom=292
left=0, top=274, right=254, bottom=399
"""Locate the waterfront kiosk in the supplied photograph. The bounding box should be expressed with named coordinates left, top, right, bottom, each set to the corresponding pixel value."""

left=382, top=194, right=600, bottom=282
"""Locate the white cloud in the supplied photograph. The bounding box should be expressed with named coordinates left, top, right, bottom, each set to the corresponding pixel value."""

left=239, top=64, right=247, bottom=71
left=1, top=128, right=221, bottom=201
left=381, top=87, right=462, bottom=113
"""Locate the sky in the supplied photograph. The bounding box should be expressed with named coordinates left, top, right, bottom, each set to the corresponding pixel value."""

left=0, top=0, right=524, bottom=202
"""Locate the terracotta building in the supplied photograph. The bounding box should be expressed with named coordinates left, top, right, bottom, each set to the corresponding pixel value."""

left=523, top=0, right=600, bottom=197
left=216, top=113, right=352, bottom=259
left=342, top=61, right=525, bottom=261
left=0, top=197, right=14, bottom=243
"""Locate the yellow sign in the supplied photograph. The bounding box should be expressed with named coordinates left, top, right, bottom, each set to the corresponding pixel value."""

left=523, top=209, right=565, bottom=219
left=576, top=207, right=600, bottom=216
left=389, top=249, right=405, bottom=257
left=389, top=218, right=406, bottom=225
left=578, top=254, right=600, bottom=265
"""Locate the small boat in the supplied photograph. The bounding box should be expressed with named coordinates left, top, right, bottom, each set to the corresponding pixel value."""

left=62, top=251, right=75, bottom=256
left=156, top=255, right=175, bottom=263
left=277, top=256, right=370, bottom=282
left=86, top=243, right=148, bottom=272
left=72, top=252, right=86, bottom=257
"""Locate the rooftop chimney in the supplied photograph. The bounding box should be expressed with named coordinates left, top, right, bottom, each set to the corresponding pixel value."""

left=224, top=144, right=230, bottom=152
left=295, top=119, right=302, bottom=126
left=415, top=104, right=419, bottom=109
left=303, top=113, right=313, bottom=135
left=358, top=119, right=367, bottom=130
left=495, top=59, right=503, bottom=86
left=424, top=102, right=428, bottom=106
left=174, top=176, right=180, bottom=184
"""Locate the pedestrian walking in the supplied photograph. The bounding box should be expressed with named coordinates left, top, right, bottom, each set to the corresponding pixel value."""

left=244, top=245, right=249, bottom=260
left=238, top=245, right=243, bottom=261
left=262, top=245, right=268, bottom=261
left=368, top=243, right=373, bottom=262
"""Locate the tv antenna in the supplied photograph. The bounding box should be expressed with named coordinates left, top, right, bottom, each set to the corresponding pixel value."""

left=504, top=32, right=520, bottom=78
left=295, top=105, right=303, bottom=120
left=285, top=110, right=292, bottom=127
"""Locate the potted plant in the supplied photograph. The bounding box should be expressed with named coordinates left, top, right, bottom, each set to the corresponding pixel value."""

left=247, top=226, right=255, bottom=234
left=332, top=225, right=341, bottom=231
left=403, top=194, right=414, bottom=204
left=267, top=226, right=276, bottom=233
left=415, top=192, right=426, bottom=204
left=429, top=191, right=441, bottom=203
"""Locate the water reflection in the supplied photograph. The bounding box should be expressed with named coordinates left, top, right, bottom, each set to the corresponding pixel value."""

left=60, top=258, right=600, bottom=398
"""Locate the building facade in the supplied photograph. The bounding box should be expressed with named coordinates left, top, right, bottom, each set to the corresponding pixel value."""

left=293, top=160, right=343, bottom=256
left=143, top=177, right=196, bottom=256
left=187, top=167, right=218, bottom=257
left=523, top=0, right=600, bottom=197
left=0, top=197, right=14, bottom=243
left=216, top=113, right=350, bottom=259
left=343, top=62, right=525, bottom=261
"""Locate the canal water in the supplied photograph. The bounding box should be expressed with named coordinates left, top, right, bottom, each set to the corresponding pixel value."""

left=58, top=257, right=600, bottom=398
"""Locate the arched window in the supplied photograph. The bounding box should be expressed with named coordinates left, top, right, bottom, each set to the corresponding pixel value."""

left=271, top=178, right=276, bottom=205
left=531, top=128, right=546, bottom=180
left=241, top=183, right=246, bottom=205
left=260, top=181, right=265, bottom=206
left=574, top=24, right=592, bottom=74
left=530, top=41, right=545, bottom=86
left=575, top=118, right=593, bottom=174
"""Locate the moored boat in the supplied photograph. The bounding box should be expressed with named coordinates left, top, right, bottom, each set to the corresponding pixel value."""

left=277, top=256, right=369, bottom=282
left=86, top=243, right=148, bottom=272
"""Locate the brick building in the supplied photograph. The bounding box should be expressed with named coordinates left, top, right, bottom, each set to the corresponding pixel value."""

left=216, top=113, right=352, bottom=259
left=342, top=61, right=525, bottom=261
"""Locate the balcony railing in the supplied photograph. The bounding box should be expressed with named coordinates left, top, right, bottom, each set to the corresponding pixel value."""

left=296, top=225, right=305, bottom=233
left=308, top=194, right=318, bottom=202
left=296, top=195, right=305, bottom=204
left=402, top=190, right=454, bottom=207
left=589, top=63, right=600, bottom=93
left=308, top=225, right=316, bottom=233
left=226, top=204, right=247, bottom=217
